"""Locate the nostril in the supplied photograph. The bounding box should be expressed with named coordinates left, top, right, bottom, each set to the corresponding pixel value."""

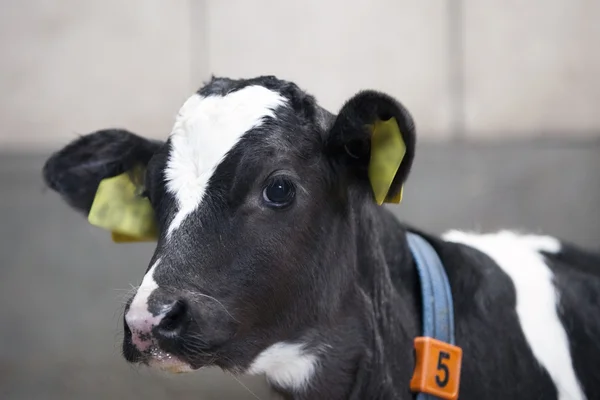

left=156, top=299, right=189, bottom=338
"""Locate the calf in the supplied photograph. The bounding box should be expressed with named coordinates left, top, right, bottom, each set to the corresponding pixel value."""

left=43, top=75, right=600, bottom=400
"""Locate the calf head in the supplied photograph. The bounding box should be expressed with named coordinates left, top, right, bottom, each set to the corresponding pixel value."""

left=43, top=76, right=415, bottom=378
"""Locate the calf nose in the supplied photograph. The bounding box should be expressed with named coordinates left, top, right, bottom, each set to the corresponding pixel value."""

left=125, top=298, right=190, bottom=350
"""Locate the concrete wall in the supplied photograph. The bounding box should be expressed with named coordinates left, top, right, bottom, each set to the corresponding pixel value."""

left=0, top=0, right=598, bottom=150
left=463, top=0, right=600, bottom=138
left=0, top=0, right=195, bottom=150
left=206, top=0, right=454, bottom=139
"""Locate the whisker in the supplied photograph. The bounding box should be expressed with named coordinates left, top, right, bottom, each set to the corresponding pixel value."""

left=228, top=373, right=264, bottom=400
left=180, top=336, right=212, bottom=357
left=185, top=338, right=211, bottom=349
left=181, top=344, right=211, bottom=358
left=182, top=336, right=210, bottom=349
left=112, top=285, right=140, bottom=304
left=184, top=331, right=209, bottom=341
left=112, top=284, right=139, bottom=293
left=182, top=290, right=240, bottom=323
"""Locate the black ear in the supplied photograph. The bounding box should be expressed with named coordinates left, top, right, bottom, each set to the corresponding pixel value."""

left=325, top=90, right=416, bottom=202
left=42, top=129, right=163, bottom=214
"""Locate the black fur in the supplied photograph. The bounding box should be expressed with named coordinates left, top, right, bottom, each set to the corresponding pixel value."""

left=42, top=75, right=600, bottom=400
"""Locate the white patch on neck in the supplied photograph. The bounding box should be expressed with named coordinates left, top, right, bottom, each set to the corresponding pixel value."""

left=165, top=85, right=287, bottom=237
left=442, top=230, right=585, bottom=400
left=125, top=259, right=162, bottom=327
left=247, top=342, right=319, bottom=391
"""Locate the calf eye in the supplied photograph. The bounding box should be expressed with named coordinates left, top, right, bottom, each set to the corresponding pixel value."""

left=263, top=177, right=295, bottom=208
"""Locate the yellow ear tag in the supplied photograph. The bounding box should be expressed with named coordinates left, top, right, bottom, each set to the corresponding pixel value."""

left=87, top=166, right=158, bottom=243
left=368, top=117, right=406, bottom=205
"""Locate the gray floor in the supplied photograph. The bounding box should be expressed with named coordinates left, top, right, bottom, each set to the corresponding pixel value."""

left=1, top=142, right=599, bottom=400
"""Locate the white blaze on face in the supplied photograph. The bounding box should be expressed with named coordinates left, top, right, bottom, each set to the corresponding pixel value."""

left=165, top=85, right=288, bottom=237
left=125, top=258, right=163, bottom=349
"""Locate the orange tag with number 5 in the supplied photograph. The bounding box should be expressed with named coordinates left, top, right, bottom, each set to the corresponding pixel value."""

left=410, top=337, right=462, bottom=400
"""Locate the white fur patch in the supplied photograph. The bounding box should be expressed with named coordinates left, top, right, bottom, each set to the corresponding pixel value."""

left=520, top=233, right=562, bottom=254
left=165, top=86, right=287, bottom=236
left=247, top=342, right=318, bottom=390
left=442, top=230, right=584, bottom=400
left=125, top=259, right=163, bottom=333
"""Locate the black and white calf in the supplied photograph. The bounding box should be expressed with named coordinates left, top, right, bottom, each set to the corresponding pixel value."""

left=43, top=75, right=600, bottom=400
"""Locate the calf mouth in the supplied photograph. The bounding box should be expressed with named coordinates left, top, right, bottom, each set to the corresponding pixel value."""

left=143, top=346, right=195, bottom=373
left=122, top=317, right=221, bottom=373
left=123, top=337, right=219, bottom=373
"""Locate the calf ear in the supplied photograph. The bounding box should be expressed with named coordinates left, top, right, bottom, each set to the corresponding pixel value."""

left=325, top=90, right=416, bottom=204
left=43, top=129, right=163, bottom=214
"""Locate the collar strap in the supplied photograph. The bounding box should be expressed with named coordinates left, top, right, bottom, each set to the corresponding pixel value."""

left=406, top=232, right=463, bottom=400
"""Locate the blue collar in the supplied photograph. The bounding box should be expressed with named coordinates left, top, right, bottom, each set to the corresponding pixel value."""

left=406, top=232, right=455, bottom=345
left=406, top=232, right=458, bottom=400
